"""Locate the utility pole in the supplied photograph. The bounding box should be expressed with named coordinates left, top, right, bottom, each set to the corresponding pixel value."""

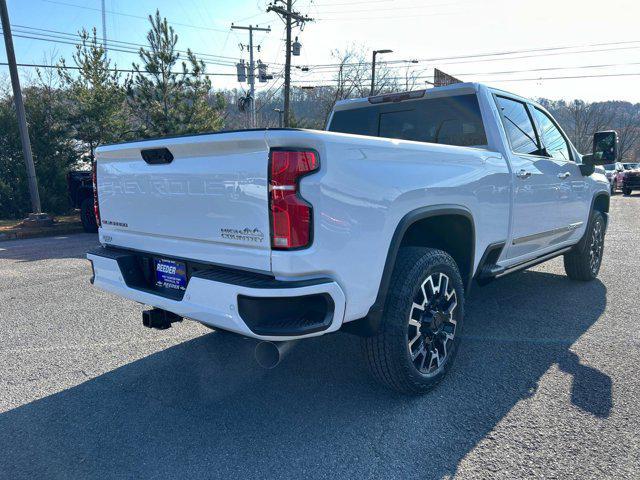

left=101, top=0, right=107, bottom=52
left=231, top=24, right=270, bottom=128
left=0, top=0, right=42, bottom=215
left=267, top=1, right=312, bottom=127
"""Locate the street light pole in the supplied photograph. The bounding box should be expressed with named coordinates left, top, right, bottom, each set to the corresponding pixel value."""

left=274, top=108, right=284, bottom=128
left=0, top=0, right=42, bottom=214
left=370, top=49, right=393, bottom=96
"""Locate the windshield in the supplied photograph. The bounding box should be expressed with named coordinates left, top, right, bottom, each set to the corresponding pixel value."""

left=328, top=94, right=488, bottom=148
left=623, top=163, right=640, bottom=170
left=604, top=164, right=616, bottom=171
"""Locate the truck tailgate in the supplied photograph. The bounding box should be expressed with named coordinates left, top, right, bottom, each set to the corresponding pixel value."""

left=95, top=131, right=272, bottom=272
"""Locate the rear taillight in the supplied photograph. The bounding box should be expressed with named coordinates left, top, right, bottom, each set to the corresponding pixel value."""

left=92, top=160, right=101, bottom=227
left=269, top=149, right=319, bottom=249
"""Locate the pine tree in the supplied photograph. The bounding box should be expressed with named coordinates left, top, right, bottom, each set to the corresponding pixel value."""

left=58, top=28, right=126, bottom=162
left=126, top=10, right=224, bottom=137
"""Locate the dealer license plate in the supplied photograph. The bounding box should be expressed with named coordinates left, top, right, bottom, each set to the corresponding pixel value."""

left=155, top=259, right=187, bottom=291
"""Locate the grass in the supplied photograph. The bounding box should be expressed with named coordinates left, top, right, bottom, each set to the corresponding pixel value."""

left=0, top=219, right=18, bottom=228
left=0, top=214, right=81, bottom=232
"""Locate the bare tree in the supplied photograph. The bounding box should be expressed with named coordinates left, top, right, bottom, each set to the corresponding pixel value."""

left=564, top=100, right=614, bottom=154
left=396, top=65, right=428, bottom=92
left=611, top=104, right=640, bottom=160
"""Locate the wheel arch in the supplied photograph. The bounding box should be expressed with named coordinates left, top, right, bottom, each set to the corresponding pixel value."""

left=592, top=192, right=609, bottom=214
left=343, top=205, right=475, bottom=336
left=572, top=191, right=610, bottom=253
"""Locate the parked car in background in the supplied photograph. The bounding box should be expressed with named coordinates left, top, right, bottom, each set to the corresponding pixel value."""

left=603, top=164, right=617, bottom=194
left=613, top=162, right=640, bottom=195
left=67, top=170, right=98, bottom=233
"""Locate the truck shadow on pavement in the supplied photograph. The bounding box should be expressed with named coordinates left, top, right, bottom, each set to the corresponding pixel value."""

left=0, top=269, right=609, bottom=479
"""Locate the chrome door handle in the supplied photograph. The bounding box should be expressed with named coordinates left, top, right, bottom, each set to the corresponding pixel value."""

left=557, top=172, right=571, bottom=179
left=516, top=169, right=531, bottom=179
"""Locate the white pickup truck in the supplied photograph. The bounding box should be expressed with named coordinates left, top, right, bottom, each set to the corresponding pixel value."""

left=88, top=83, right=616, bottom=394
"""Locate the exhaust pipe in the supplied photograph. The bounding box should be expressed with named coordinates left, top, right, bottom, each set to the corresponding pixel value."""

left=254, top=340, right=298, bottom=369
left=142, top=308, right=182, bottom=330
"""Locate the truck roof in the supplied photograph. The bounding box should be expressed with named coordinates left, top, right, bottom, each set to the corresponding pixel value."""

left=332, top=82, right=527, bottom=112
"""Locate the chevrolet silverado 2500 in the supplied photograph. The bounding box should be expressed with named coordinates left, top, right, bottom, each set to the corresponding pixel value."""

left=88, top=83, right=616, bottom=394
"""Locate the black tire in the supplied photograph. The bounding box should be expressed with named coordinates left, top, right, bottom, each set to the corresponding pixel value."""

left=563, top=210, right=605, bottom=281
left=623, top=187, right=632, bottom=196
left=362, top=247, right=465, bottom=394
left=80, top=197, right=98, bottom=233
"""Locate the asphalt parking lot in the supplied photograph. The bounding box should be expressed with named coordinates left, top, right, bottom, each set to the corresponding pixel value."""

left=1, top=195, right=639, bottom=479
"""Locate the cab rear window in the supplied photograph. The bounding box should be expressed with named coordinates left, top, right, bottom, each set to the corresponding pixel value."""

left=328, top=94, right=487, bottom=147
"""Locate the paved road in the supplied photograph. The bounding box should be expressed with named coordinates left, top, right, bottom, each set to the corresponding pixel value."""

left=1, top=195, right=639, bottom=479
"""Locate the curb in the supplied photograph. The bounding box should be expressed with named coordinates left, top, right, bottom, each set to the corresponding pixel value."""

left=0, top=224, right=86, bottom=242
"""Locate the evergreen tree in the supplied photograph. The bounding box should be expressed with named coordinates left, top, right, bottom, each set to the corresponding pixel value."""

left=58, top=28, right=126, bottom=162
left=0, top=76, right=77, bottom=217
left=126, top=10, right=224, bottom=137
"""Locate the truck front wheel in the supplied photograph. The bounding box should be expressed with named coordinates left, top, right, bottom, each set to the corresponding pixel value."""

left=563, top=210, right=605, bottom=281
left=362, top=247, right=465, bottom=394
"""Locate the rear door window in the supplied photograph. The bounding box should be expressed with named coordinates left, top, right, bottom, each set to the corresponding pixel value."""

left=532, top=107, right=572, bottom=161
left=329, top=94, right=487, bottom=147
left=496, top=96, right=541, bottom=156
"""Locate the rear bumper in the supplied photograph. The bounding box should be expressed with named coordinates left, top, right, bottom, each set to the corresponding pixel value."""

left=87, top=246, right=346, bottom=341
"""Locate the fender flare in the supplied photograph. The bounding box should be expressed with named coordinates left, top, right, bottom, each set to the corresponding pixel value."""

left=591, top=191, right=610, bottom=215
left=574, top=191, right=610, bottom=252
left=343, top=205, right=475, bottom=337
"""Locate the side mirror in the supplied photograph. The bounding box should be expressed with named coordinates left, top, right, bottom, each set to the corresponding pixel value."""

left=581, top=131, right=618, bottom=175
left=592, top=131, right=619, bottom=164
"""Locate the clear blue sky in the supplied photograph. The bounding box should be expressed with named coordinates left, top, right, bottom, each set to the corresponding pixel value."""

left=2, top=0, right=640, bottom=102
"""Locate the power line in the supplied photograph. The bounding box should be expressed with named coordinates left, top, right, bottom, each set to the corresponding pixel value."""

left=297, top=0, right=392, bottom=6
left=319, top=10, right=462, bottom=21
left=0, top=61, right=239, bottom=76
left=6, top=29, right=232, bottom=67
left=11, top=24, right=240, bottom=64
left=481, top=72, right=640, bottom=83
left=256, top=79, right=285, bottom=114
left=11, top=21, right=639, bottom=74
left=0, top=29, right=243, bottom=70
left=316, top=1, right=467, bottom=15
left=300, top=39, right=640, bottom=70
left=289, top=60, right=640, bottom=83
left=290, top=72, right=640, bottom=87
left=41, top=0, right=230, bottom=33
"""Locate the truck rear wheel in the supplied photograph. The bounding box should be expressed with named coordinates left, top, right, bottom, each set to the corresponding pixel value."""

left=563, top=210, right=605, bottom=281
left=80, top=197, right=98, bottom=233
left=362, top=247, right=465, bottom=394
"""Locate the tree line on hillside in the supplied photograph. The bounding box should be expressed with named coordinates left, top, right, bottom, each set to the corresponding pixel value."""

left=1, top=14, right=639, bottom=219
